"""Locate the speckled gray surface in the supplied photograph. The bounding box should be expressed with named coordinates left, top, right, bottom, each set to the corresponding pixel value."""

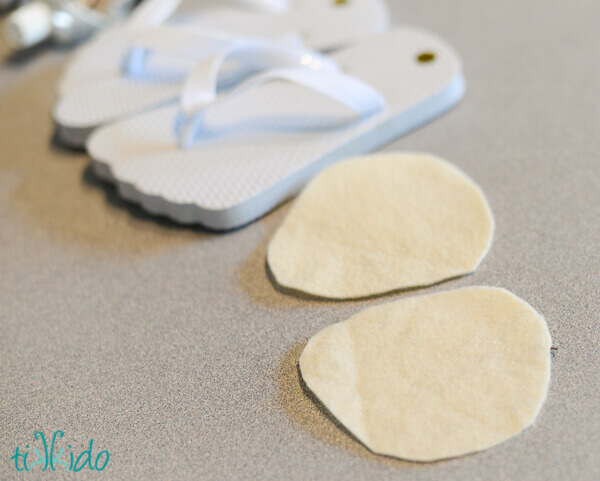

left=1, top=1, right=599, bottom=479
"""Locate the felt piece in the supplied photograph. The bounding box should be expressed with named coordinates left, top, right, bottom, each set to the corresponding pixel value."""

left=299, top=286, right=552, bottom=462
left=267, top=153, right=494, bottom=299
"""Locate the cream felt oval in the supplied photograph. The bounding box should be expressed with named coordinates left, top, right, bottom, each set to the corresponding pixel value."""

left=267, top=153, right=494, bottom=299
left=299, top=287, right=552, bottom=462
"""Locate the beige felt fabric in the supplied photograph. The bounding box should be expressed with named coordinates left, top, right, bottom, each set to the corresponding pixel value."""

left=299, top=287, right=552, bottom=462
left=267, top=153, right=494, bottom=299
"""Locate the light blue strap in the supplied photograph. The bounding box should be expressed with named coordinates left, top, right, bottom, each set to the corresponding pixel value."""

left=122, top=26, right=237, bottom=78
left=179, top=40, right=339, bottom=110
left=177, top=67, right=386, bottom=149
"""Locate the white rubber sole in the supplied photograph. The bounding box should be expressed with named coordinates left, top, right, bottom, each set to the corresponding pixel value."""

left=105, top=77, right=464, bottom=230
left=88, top=28, right=466, bottom=230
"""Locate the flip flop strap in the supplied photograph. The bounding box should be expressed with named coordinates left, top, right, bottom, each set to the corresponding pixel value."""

left=179, top=40, right=340, bottom=110
left=127, top=0, right=289, bottom=29
left=177, top=66, right=386, bottom=149
left=123, top=26, right=307, bottom=78
left=123, top=25, right=240, bottom=78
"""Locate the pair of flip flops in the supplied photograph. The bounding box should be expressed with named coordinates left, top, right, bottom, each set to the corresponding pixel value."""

left=54, top=0, right=465, bottom=230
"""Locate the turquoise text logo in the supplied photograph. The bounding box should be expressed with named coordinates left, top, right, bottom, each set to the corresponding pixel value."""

left=11, top=431, right=109, bottom=472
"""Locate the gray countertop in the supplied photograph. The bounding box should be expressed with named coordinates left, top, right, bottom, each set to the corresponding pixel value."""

left=1, top=1, right=599, bottom=479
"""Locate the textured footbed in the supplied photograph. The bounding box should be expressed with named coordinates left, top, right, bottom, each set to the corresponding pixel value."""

left=87, top=28, right=464, bottom=230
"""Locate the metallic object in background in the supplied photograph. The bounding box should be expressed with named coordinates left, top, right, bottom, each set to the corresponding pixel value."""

left=4, top=0, right=137, bottom=50
left=0, top=0, right=20, bottom=12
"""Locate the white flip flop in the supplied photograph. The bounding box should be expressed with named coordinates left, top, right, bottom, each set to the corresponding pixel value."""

left=54, top=33, right=328, bottom=146
left=54, top=0, right=389, bottom=146
left=87, top=27, right=465, bottom=231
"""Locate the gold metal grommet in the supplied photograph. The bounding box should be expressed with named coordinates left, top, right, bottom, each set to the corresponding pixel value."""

left=417, top=52, right=436, bottom=63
